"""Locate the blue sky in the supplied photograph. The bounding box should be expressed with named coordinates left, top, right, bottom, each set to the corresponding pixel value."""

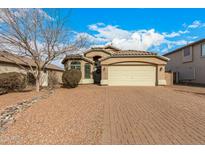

left=44, top=9, right=205, bottom=55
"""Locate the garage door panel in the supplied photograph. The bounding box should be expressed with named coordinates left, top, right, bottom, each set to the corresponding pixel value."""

left=108, top=66, right=156, bottom=86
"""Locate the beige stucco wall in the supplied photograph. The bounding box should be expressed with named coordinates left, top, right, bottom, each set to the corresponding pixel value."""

left=55, top=71, right=63, bottom=83
left=64, top=52, right=168, bottom=86
left=0, top=62, right=27, bottom=74
left=165, top=72, right=173, bottom=86
left=165, top=41, right=205, bottom=84
left=101, top=65, right=108, bottom=80
left=0, top=62, right=62, bottom=87
left=48, top=70, right=63, bottom=84
left=156, top=65, right=166, bottom=85
left=64, top=60, right=94, bottom=84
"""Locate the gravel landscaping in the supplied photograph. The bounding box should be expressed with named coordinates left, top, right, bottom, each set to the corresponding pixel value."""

left=0, top=89, right=43, bottom=110
left=0, top=86, right=105, bottom=144
left=0, top=90, right=53, bottom=132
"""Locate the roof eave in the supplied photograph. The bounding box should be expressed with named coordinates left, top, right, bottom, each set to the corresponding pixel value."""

left=100, top=55, right=169, bottom=62
left=46, top=68, right=64, bottom=72
left=83, top=49, right=112, bottom=56
left=61, top=56, right=94, bottom=64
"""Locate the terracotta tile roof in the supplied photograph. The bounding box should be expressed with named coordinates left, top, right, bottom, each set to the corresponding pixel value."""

left=112, top=50, right=157, bottom=56
left=63, top=54, right=83, bottom=58
left=91, top=45, right=120, bottom=51
left=87, top=45, right=157, bottom=56
left=86, top=45, right=120, bottom=55
left=100, top=49, right=169, bottom=62
left=62, top=46, right=169, bottom=63
left=0, top=51, right=63, bottom=71
left=62, top=54, right=94, bottom=64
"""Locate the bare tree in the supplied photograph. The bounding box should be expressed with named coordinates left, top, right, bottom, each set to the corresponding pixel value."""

left=0, top=8, right=87, bottom=92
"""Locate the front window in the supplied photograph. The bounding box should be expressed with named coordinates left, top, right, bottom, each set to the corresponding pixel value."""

left=84, top=63, right=91, bottom=79
left=70, top=61, right=81, bottom=70
left=184, top=47, right=190, bottom=57
left=202, top=43, right=205, bottom=56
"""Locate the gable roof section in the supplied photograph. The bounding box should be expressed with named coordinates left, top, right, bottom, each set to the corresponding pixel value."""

left=84, top=45, right=120, bottom=56
left=61, top=54, right=94, bottom=64
left=0, top=51, right=63, bottom=71
left=62, top=46, right=169, bottom=64
left=100, top=50, right=169, bottom=62
left=91, top=45, right=120, bottom=51
left=84, top=48, right=113, bottom=56
left=163, top=38, right=205, bottom=56
left=113, top=50, right=157, bottom=56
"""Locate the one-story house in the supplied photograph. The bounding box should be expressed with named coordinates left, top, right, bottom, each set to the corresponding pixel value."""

left=0, top=51, right=63, bottom=86
left=62, top=45, right=169, bottom=86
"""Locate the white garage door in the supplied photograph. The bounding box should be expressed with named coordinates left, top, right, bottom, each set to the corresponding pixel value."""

left=108, top=66, right=156, bottom=86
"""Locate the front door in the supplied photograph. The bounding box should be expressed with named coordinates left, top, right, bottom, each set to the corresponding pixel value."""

left=93, top=56, right=102, bottom=84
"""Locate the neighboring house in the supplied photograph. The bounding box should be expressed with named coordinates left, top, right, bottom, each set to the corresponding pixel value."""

left=0, top=51, right=63, bottom=86
left=164, top=38, right=205, bottom=84
left=62, top=45, right=169, bottom=86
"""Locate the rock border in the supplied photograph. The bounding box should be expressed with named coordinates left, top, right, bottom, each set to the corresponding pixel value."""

left=0, top=90, right=53, bottom=132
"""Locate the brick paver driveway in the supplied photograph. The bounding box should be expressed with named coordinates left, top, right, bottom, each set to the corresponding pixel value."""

left=102, top=86, right=205, bottom=144
left=1, top=85, right=205, bottom=144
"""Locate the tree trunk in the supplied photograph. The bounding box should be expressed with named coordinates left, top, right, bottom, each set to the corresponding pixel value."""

left=36, top=77, right=40, bottom=92
left=35, top=70, right=41, bottom=92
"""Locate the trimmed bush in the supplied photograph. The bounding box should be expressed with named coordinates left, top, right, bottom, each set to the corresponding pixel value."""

left=62, top=69, right=82, bottom=88
left=0, top=72, right=27, bottom=91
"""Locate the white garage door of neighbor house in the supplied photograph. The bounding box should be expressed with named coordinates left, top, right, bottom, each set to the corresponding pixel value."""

left=108, top=66, right=156, bottom=86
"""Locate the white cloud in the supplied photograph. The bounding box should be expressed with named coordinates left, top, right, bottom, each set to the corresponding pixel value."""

left=179, top=30, right=190, bottom=34
left=86, top=23, right=192, bottom=52
left=112, top=29, right=165, bottom=50
left=163, top=32, right=180, bottom=38
left=169, top=40, right=188, bottom=46
left=188, top=20, right=201, bottom=28
left=75, top=32, right=107, bottom=43
left=187, top=36, right=198, bottom=40
left=187, top=20, right=205, bottom=29
left=88, top=22, right=105, bottom=31
left=74, top=22, right=200, bottom=54
left=87, top=23, right=166, bottom=50
left=89, top=24, right=131, bottom=41
left=162, top=30, right=189, bottom=38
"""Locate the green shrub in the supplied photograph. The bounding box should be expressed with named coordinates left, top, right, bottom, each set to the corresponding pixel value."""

left=0, top=72, right=27, bottom=91
left=62, top=69, right=82, bottom=88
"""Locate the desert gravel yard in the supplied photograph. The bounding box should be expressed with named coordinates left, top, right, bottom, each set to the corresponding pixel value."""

left=1, top=85, right=205, bottom=144
left=0, top=89, right=43, bottom=110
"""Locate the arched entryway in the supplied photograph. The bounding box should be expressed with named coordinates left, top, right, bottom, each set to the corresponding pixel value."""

left=93, top=56, right=102, bottom=84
